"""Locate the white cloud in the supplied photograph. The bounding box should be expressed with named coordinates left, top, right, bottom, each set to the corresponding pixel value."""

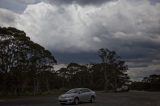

left=0, top=8, right=18, bottom=27
left=13, top=2, right=101, bottom=52
left=10, top=0, right=159, bottom=53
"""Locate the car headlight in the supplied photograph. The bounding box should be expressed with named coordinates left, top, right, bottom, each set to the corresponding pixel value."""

left=59, top=95, right=75, bottom=99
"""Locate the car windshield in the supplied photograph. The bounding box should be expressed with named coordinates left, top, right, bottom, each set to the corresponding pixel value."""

left=65, top=89, right=79, bottom=94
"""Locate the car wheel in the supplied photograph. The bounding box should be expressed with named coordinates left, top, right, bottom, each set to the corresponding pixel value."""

left=90, top=96, right=95, bottom=103
left=74, top=98, right=79, bottom=105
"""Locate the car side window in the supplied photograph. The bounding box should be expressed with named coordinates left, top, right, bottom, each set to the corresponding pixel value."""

left=79, top=89, right=84, bottom=93
left=80, top=89, right=90, bottom=93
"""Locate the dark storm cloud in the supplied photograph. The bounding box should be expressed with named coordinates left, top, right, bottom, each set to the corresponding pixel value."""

left=0, top=0, right=26, bottom=13
left=0, top=0, right=42, bottom=13
left=150, top=0, right=160, bottom=4
left=118, top=37, right=160, bottom=59
left=0, top=0, right=117, bottom=13
left=48, top=0, right=117, bottom=5
left=53, top=51, right=101, bottom=64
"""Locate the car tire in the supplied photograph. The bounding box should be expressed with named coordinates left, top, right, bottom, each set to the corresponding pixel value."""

left=90, top=96, right=95, bottom=103
left=60, top=103, right=65, bottom=105
left=74, top=97, right=79, bottom=105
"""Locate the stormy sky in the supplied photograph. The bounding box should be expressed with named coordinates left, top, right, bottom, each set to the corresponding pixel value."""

left=0, top=0, right=160, bottom=80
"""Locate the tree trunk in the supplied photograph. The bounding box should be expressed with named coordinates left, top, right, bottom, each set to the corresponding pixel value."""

left=104, top=72, right=109, bottom=91
left=46, top=79, right=50, bottom=91
left=104, top=64, right=109, bottom=91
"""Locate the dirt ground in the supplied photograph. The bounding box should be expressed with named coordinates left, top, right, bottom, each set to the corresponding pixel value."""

left=0, top=91, right=160, bottom=106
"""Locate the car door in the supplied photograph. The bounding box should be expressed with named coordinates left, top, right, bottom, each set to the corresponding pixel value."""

left=78, top=89, right=85, bottom=101
left=80, top=89, right=91, bottom=102
left=83, top=89, right=92, bottom=101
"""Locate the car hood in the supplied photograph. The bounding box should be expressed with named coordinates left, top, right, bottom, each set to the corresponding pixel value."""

left=60, top=93, right=76, bottom=97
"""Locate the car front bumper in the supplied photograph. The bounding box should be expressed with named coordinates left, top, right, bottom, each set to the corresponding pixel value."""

left=58, top=97, right=74, bottom=104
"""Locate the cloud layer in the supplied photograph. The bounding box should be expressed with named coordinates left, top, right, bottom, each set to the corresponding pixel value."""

left=47, top=0, right=117, bottom=5
left=0, top=0, right=160, bottom=80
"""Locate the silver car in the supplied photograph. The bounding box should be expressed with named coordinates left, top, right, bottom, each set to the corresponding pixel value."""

left=58, top=88, right=96, bottom=105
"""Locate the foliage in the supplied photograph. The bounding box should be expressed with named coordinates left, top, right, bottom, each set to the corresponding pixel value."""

left=98, top=48, right=129, bottom=91
left=0, top=27, right=131, bottom=97
left=0, top=27, right=57, bottom=96
left=131, top=74, right=160, bottom=91
left=57, top=63, right=93, bottom=89
left=56, top=61, right=129, bottom=91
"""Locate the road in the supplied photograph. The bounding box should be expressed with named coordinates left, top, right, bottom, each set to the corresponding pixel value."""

left=0, top=91, right=160, bottom=106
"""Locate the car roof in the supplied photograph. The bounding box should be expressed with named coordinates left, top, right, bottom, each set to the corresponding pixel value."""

left=71, top=88, right=91, bottom=90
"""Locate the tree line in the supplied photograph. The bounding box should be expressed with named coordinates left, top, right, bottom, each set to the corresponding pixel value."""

left=131, top=74, right=160, bottom=91
left=0, top=27, right=129, bottom=96
left=56, top=49, right=130, bottom=91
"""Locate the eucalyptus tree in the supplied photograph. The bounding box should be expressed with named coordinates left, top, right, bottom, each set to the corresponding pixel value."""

left=57, top=63, right=92, bottom=88
left=0, top=27, right=56, bottom=95
left=90, top=64, right=105, bottom=90
left=98, top=48, right=129, bottom=91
